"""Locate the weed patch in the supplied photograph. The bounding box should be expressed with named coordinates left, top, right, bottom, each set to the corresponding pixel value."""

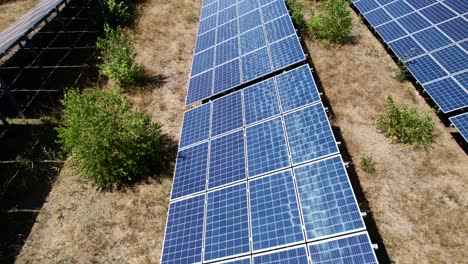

left=309, top=0, right=352, bottom=44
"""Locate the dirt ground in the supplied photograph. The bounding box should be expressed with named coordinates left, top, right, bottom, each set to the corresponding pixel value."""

left=0, top=0, right=40, bottom=32
left=7, top=0, right=468, bottom=263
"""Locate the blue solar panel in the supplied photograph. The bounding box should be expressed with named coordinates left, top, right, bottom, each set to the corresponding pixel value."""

left=294, top=155, right=365, bottom=241
left=450, top=113, right=468, bottom=142
left=219, top=0, right=236, bottom=10
left=205, top=183, right=250, bottom=262
left=171, top=143, right=208, bottom=200
left=217, top=20, right=238, bottom=43
left=246, top=117, right=290, bottom=177
left=432, top=45, right=468, bottom=74
left=454, top=71, right=468, bottom=88
left=253, top=246, right=309, bottom=264
left=211, top=92, right=243, bottom=136
left=238, top=0, right=258, bottom=16
left=240, top=26, right=267, bottom=54
left=243, top=78, right=280, bottom=125
left=199, top=14, right=217, bottom=35
left=261, top=0, right=288, bottom=23
left=284, top=103, right=338, bottom=165
left=375, top=21, right=407, bottom=42
left=407, top=55, right=447, bottom=84
left=161, top=194, right=204, bottom=264
left=405, top=0, right=436, bottom=9
left=460, top=41, right=468, bottom=52
left=239, top=9, right=262, bottom=33
left=224, top=257, right=251, bottom=264
left=355, top=0, right=380, bottom=13
left=209, top=130, right=246, bottom=189
left=437, top=18, right=468, bottom=42
left=201, top=2, right=218, bottom=20
left=179, top=103, right=211, bottom=148
left=384, top=0, right=414, bottom=19
left=270, top=35, right=305, bottom=70
left=365, top=8, right=392, bottom=27
left=195, top=29, right=216, bottom=54
left=388, top=36, right=425, bottom=59
left=242, top=47, right=273, bottom=82
left=397, top=12, right=431, bottom=33
left=218, top=5, right=237, bottom=25
left=265, top=15, right=296, bottom=44
left=202, top=0, right=216, bottom=8
left=249, top=170, right=304, bottom=251
left=276, top=65, right=321, bottom=112
left=186, top=70, right=212, bottom=105
left=309, top=232, right=378, bottom=264
left=216, top=37, right=239, bottom=65
left=424, top=77, right=468, bottom=113
left=413, top=27, right=451, bottom=51
left=191, top=47, right=214, bottom=76
left=214, top=59, right=242, bottom=94
left=443, top=0, right=468, bottom=14
left=419, top=3, right=457, bottom=24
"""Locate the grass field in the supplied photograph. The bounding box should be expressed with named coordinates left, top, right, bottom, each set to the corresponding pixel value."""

left=2, top=0, right=467, bottom=263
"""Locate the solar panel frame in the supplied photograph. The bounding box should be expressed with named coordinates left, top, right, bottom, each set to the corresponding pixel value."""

left=450, top=112, right=468, bottom=142
left=423, top=77, right=468, bottom=113
left=179, top=103, right=212, bottom=149
left=252, top=245, right=310, bottom=264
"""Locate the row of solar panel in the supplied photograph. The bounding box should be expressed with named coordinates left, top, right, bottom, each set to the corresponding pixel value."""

left=163, top=155, right=376, bottom=263
left=186, top=0, right=306, bottom=105
left=352, top=0, right=468, bottom=114
left=450, top=112, right=468, bottom=142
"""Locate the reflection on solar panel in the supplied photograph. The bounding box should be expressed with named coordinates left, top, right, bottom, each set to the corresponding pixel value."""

left=186, top=0, right=306, bottom=105
left=309, top=232, right=378, bottom=264
left=450, top=113, right=468, bottom=142
left=352, top=0, right=468, bottom=114
left=253, top=246, right=309, bottom=264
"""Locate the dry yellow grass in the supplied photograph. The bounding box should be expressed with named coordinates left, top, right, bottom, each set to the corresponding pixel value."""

left=0, top=0, right=40, bottom=32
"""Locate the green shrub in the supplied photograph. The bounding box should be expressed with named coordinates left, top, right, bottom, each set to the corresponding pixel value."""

left=90, top=0, right=130, bottom=28
left=360, top=155, right=375, bottom=173
left=57, top=89, right=162, bottom=189
left=309, top=0, right=353, bottom=43
left=96, top=24, right=144, bottom=88
left=377, top=97, right=435, bottom=147
left=286, top=0, right=309, bottom=37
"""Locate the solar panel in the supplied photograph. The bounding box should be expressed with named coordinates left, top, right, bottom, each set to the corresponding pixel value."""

left=209, top=130, right=246, bottom=189
left=186, top=0, right=305, bottom=105
left=243, top=78, right=280, bottom=125
left=253, top=246, right=309, bottom=264
left=353, top=0, right=468, bottom=116
left=205, top=183, right=250, bottom=262
left=223, top=257, right=252, bottom=264
left=294, top=155, right=365, bottom=241
left=171, top=142, right=209, bottom=200
left=450, top=113, right=468, bottom=142
left=211, top=91, right=243, bottom=137
left=246, top=117, right=290, bottom=178
left=309, top=232, right=378, bottom=264
left=249, top=170, right=304, bottom=251
left=284, top=103, right=339, bottom=165
left=161, top=194, right=205, bottom=264
left=179, top=103, right=211, bottom=148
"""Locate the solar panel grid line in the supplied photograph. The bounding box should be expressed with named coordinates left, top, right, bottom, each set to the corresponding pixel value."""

left=440, top=0, right=468, bottom=16
left=308, top=231, right=378, bottom=264
left=422, top=76, right=468, bottom=113
left=293, top=154, right=367, bottom=243
left=403, top=40, right=467, bottom=64
left=251, top=244, right=311, bottom=264
left=256, top=0, right=275, bottom=81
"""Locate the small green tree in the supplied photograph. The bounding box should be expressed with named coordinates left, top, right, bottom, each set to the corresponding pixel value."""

left=286, top=0, right=309, bottom=37
left=96, top=24, right=144, bottom=88
left=90, top=0, right=130, bottom=28
left=309, top=0, right=353, bottom=43
left=377, top=97, right=435, bottom=147
left=57, top=89, right=162, bottom=189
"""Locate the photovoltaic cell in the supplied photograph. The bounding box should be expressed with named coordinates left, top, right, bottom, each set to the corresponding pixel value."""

left=365, top=8, right=392, bottom=27
left=443, top=0, right=468, bottom=14
left=211, top=92, right=243, bottom=136
left=432, top=45, right=468, bottom=74
left=419, top=3, right=456, bottom=24
left=413, top=27, right=451, bottom=51
left=246, top=117, right=290, bottom=178
left=405, top=0, right=436, bottom=9
left=195, top=29, right=216, bottom=54
left=201, top=2, right=218, bottom=20
left=261, top=0, right=289, bottom=23
left=253, top=246, right=309, bottom=264
left=424, top=77, right=468, bottom=113
left=209, top=130, right=246, bottom=189
left=450, top=113, right=468, bottom=142
left=161, top=194, right=204, bottom=264
left=238, top=0, right=258, bottom=16
left=355, top=0, right=380, bottom=13
left=407, top=55, right=448, bottom=84
left=437, top=18, right=468, bottom=42
left=171, top=143, right=208, bottom=200
left=214, top=59, right=242, bottom=94
left=397, top=12, right=431, bottom=33
left=205, top=183, right=250, bottom=262
left=388, top=36, right=425, bottom=59
left=217, top=20, right=238, bottom=43
left=186, top=70, right=212, bottom=105
left=240, top=26, right=267, bottom=54
left=250, top=170, right=304, bottom=251
left=454, top=71, right=468, bottom=88
left=269, top=35, right=305, bottom=70
left=294, top=155, right=365, bottom=241
left=191, top=47, right=214, bottom=76
left=309, top=232, right=378, bottom=264
left=284, top=103, right=338, bottom=165
left=219, top=0, right=236, bottom=10
left=375, top=21, right=407, bottom=42
left=218, top=5, right=237, bottom=25
left=199, top=15, right=217, bottom=35
left=239, top=9, right=262, bottom=33
left=223, top=257, right=251, bottom=264
left=216, top=37, right=239, bottom=65
left=276, top=64, right=320, bottom=112
left=243, top=78, right=280, bottom=125
left=384, top=0, right=414, bottom=19
left=179, top=103, right=211, bottom=148
left=265, top=15, right=296, bottom=44
left=242, top=47, right=273, bottom=82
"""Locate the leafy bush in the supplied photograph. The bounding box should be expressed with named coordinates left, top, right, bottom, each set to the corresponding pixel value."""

left=57, top=89, right=162, bottom=189
left=360, top=155, right=375, bottom=173
left=96, top=25, right=144, bottom=88
left=286, top=0, right=309, bottom=37
left=90, top=0, right=130, bottom=28
left=377, top=97, right=435, bottom=147
left=309, top=0, right=353, bottom=43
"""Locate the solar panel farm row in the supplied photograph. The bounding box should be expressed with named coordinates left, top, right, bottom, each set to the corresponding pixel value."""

left=351, top=0, right=468, bottom=141
left=186, top=0, right=306, bottom=105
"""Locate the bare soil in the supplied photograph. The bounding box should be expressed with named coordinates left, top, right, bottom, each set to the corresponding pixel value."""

left=0, top=0, right=40, bottom=32
left=10, top=0, right=468, bottom=263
